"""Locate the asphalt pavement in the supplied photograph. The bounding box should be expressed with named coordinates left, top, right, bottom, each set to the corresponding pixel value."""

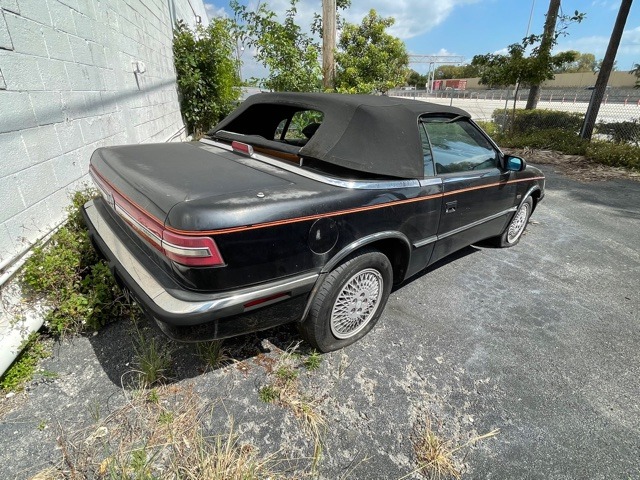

left=0, top=164, right=638, bottom=479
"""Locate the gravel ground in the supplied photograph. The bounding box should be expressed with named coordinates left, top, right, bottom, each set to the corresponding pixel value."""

left=0, top=163, right=638, bottom=479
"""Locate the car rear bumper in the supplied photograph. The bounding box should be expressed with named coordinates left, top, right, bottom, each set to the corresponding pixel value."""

left=82, top=199, right=318, bottom=341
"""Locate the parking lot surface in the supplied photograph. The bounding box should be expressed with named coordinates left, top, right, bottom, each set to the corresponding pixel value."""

left=0, top=164, right=638, bottom=479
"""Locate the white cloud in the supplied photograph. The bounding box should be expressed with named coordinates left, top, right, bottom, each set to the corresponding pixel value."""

left=555, top=25, right=640, bottom=68
left=235, top=0, right=480, bottom=40
left=204, top=3, right=228, bottom=20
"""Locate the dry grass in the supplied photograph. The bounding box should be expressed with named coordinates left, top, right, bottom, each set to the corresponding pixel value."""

left=258, top=343, right=326, bottom=472
left=404, top=416, right=499, bottom=480
left=504, top=147, right=640, bottom=182
left=32, top=385, right=281, bottom=479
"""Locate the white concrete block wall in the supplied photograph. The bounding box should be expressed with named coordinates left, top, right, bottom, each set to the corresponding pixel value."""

left=0, top=0, right=208, bottom=269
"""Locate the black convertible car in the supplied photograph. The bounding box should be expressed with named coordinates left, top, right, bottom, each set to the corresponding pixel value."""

left=83, top=93, right=544, bottom=352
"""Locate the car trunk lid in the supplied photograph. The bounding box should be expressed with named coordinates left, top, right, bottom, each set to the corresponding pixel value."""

left=90, top=142, right=292, bottom=224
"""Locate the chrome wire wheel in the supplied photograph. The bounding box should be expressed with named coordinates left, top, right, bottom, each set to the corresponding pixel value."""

left=507, top=202, right=530, bottom=244
left=330, top=268, right=384, bottom=339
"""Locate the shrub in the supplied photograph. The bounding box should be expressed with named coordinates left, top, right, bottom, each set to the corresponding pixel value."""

left=492, top=108, right=583, bottom=134
left=173, top=19, right=240, bottom=137
left=22, top=189, right=126, bottom=336
left=596, top=120, right=640, bottom=146
left=474, top=120, right=499, bottom=137
left=585, top=141, right=640, bottom=170
left=495, top=128, right=588, bottom=155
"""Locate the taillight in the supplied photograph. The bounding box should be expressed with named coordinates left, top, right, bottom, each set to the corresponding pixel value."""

left=161, top=230, right=224, bottom=267
left=90, top=166, right=225, bottom=267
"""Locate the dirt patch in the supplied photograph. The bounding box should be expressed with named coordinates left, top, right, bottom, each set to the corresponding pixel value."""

left=504, top=147, right=640, bottom=182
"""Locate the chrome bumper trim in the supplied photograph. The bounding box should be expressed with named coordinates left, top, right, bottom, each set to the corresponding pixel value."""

left=84, top=200, right=318, bottom=322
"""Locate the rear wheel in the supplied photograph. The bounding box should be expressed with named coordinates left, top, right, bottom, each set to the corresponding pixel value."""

left=299, top=249, right=393, bottom=352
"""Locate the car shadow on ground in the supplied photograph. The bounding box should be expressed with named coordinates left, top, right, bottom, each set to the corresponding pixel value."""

left=88, top=245, right=481, bottom=389
left=87, top=311, right=310, bottom=389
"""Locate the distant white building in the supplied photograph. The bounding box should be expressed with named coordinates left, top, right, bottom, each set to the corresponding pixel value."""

left=0, top=0, right=208, bottom=272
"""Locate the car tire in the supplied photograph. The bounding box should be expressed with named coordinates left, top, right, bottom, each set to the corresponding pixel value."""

left=495, top=196, right=533, bottom=247
left=299, top=249, right=393, bottom=353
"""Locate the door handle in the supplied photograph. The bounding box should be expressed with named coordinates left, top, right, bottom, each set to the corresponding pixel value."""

left=445, top=200, right=457, bottom=213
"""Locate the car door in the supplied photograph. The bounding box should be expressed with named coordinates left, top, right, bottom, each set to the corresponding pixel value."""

left=422, top=116, right=518, bottom=264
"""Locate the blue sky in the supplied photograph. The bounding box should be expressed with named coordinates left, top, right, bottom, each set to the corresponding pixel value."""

left=204, top=0, right=640, bottom=78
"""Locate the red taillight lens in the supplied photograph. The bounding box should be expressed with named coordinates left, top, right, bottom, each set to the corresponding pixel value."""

left=90, top=167, right=225, bottom=268
left=161, top=230, right=225, bottom=267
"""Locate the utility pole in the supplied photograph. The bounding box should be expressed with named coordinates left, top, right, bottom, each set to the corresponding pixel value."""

left=322, top=0, right=336, bottom=90
left=525, top=0, right=560, bottom=109
left=580, top=0, right=633, bottom=140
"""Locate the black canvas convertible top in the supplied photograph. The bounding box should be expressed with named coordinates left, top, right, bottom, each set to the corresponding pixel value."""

left=209, top=92, right=471, bottom=179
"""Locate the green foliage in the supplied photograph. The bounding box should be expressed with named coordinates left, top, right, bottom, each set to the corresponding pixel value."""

left=303, top=350, right=322, bottom=371
left=258, top=385, right=279, bottom=403
left=492, top=108, right=584, bottom=134
left=585, top=141, right=640, bottom=170
left=334, top=9, right=409, bottom=94
left=0, top=333, right=49, bottom=392
left=434, top=64, right=479, bottom=80
left=195, top=340, right=226, bottom=370
left=232, top=0, right=321, bottom=92
left=22, top=189, right=125, bottom=336
left=173, top=19, right=239, bottom=137
left=597, top=120, right=640, bottom=146
left=495, top=128, right=588, bottom=155
left=631, top=63, right=640, bottom=88
left=554, top=51, right=597, bottom=73
left=471, top=9, right=584, bottom=88
left=474, top=120, right=499, bottom=137
left=406, top=70, right=428, bottom=87
left=133, top=328, right=173, bottom=387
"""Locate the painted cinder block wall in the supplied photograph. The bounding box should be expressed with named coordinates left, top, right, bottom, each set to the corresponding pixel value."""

left=0, top=0, right=208, bottom=270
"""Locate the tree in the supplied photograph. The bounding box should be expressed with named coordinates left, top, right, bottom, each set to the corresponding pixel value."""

left=471, top=5, right=584, bottom=105
left=406, top=70, right=428, bottom=87
left=231, top=0, right=322, bottom=92
left=173, top=19, right=239, bottom=137
left=434, top=64, right=479, bottom=79
left=631, top=63, right=640, bottom=88
left=554, top=51, right=597, bottom=73
left=334, top=10, right=409, bottom=94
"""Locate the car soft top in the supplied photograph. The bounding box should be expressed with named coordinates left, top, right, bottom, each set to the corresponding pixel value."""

left=209, top=92, right=471, bottom=179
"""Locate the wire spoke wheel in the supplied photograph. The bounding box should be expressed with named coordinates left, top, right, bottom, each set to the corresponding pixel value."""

left=507, top=201, right=530, bottom=244
left=330, top=268, right=383, bottom=339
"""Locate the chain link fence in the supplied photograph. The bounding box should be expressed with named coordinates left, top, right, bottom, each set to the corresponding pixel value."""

left=390, top=88, right=640, bottom=146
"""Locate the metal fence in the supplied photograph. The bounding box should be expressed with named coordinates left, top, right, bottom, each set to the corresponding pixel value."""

left=390, top=88, right=640, bottom=145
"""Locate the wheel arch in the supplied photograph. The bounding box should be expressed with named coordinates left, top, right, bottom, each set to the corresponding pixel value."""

left=300, top=232, right=411, bottom=323
left=321, top=231, right=411, bottom=284
left=524, top=185, right=542, bottom=213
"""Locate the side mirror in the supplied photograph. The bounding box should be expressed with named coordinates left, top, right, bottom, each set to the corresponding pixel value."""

left=504, top=155, right=526, bottom=172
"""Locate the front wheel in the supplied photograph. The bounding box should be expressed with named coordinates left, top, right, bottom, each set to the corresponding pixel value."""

left=495, top=196, right=533, bottom=247
left=299, top=249, right=393, bottom=352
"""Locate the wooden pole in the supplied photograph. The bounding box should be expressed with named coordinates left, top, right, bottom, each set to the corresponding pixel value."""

left=322, top=0, right=336, bottom=90
left=580, top=0, right=633, bottom=140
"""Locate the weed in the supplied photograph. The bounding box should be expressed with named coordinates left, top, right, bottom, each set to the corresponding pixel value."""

left=258, top=385, right=279, bottom=403
left=258, top=344, right=326, bottom=471
left=132, top=330, right=173, bottom=388
left=87, top=399, right=101, bottom=423
left=38, top=420, right=47, bottom=431
left=158, top=411, right=174, bottom=425
left=0, top=333, right=50, bottom=392
left=147, top=389, right=159, bottom=404
left=303, top=350, right=322, bottom=371
left=43, top=386, right=281, bottom=479
left=195, top=339, right=227, bottom=370
left=275, top=365, right=299, bottom=384
left=404, top=416, right=499, bottom=480
left=22, top=188, right=129, bottom=337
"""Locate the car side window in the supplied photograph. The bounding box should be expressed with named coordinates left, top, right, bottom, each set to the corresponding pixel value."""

left=422, top=117, right=498, bottom=174
left=419, top=123, right=435, bottom=177
left=274, top=110, right=324, bottom=143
